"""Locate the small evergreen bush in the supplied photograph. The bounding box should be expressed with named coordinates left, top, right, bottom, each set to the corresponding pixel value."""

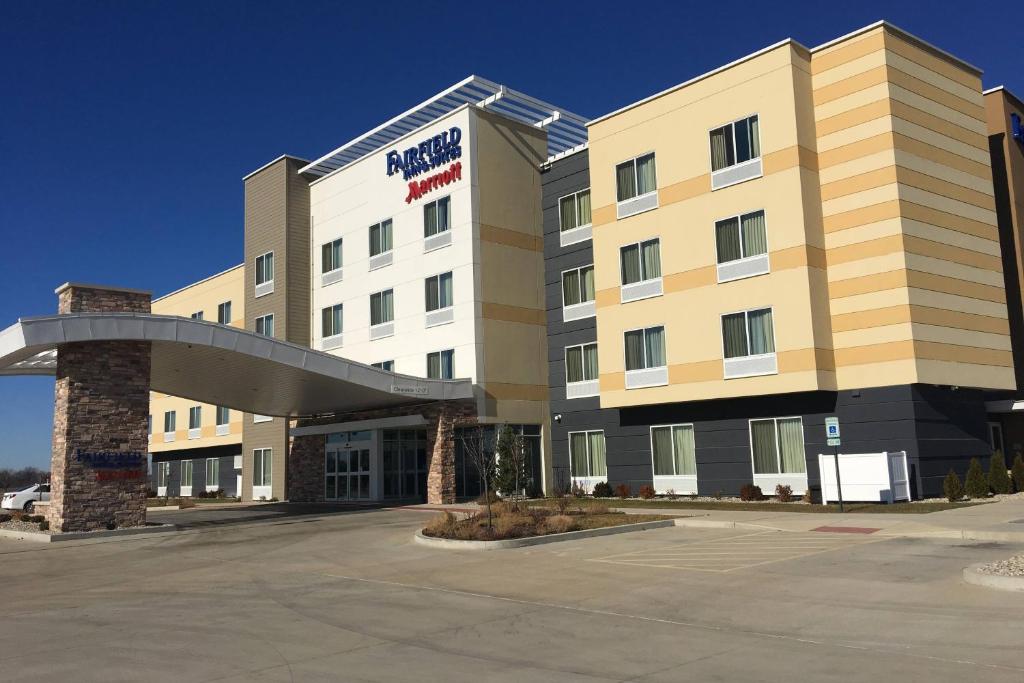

left=989, top=451, right=1012, bottom=495
left=965, top=457, right=989, bottom=499
left=38, top=520, right=49, bottom=532
left=1012, top=454, right=1024, bottom=493
left=943, top=469, right=964, bottom=502
left=592, top=481, right=613, bottom=498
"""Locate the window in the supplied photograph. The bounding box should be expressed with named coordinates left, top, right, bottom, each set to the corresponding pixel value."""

left=369, top=220, right=393, bottom=257
left=322, top=304, right=343, bottom=338
left=562, top=266, right=595, bottom=307
left=322, top=238, right=343, bottom=273
left=255, top=314, right=274, bottom=337
left=189, top=406, right=201, bottom=429
left=206, top=458, right=219, bottom=489
left=255, top=251, right=274, bottom=295
left=424, top=196, right=451, bottom=236
left=427, top=350, right=454, bottom=379
left=569, top=430, right=607, bottom=479
left=565, top=343, right=599, bottom=384
left=253, top=414, right=272, bottom=424
left=163, top=411, right=176, bottom=433
left=190, top=311, right=204, bottom=320
left=616, top=153, right=657, bottom=201
left=559, top=189, right=592, bottom=232
left=370, top=289, right=394, bottom=326
left=217, top=301, right=232, bottom=324
left=425, top=272, right=453, bottom=311
left=749, top=417, right=806, bottom=474
left=624, top=326, right=666, bottom=371
left=651, top=424, right=696, bottom=477
left=216, top=406, right=230, bottom=426
left=157, top=462, right=169, bottom=488
left=372, top=360, right=395, bottom=372
left=710, top=115, right=760, bottom=172
left=253, top=448, right=272, bottom=487
left=722, top=308, right=775, bottom=359
left=620, top=239, right=661, bottom=286
left=716, top=210, right=767, bottom=264
left=181, top=460, right=193, bottom=488
left=148, top=415, right=152, bottom=436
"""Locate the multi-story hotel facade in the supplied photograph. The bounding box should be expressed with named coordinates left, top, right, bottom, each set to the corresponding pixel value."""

left=139, top=21, right=1024, bottom=505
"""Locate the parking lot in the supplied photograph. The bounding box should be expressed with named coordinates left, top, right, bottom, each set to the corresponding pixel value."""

left=0, top=507, right=1021, bottom=682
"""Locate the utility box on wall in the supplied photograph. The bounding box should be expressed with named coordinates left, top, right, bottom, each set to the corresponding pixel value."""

left=818, top=451, right=911, bottom=504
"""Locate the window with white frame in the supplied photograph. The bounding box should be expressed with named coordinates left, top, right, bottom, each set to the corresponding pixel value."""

left=255, top=313, right=274, bottom=337
left=559, top=189, right=592, bottom=232
left=749, top=417, right=806, bottom=475
left=716, top=210, right=768, bottom=265
left=206, top=458, right=219, bottom=489
left=569, top=430, right=607, bottom=479
left=253, top=448, right=272, bottom=487
left=620, top=238, right=662, bottom=298
left=322, top=238, right=342, bottom=274
left=164, top=410, right=176, bottom=434
left=370, top=289, right=394, bottom=326
left=616, top=153, right=657, bottom=202
left=372, top=360, right=395, bottom=372
left=216, top=406, right=229, bottom=426
left=651, top=424, right=696, bottom=477
left=710, top=115, right=760, bottom=172
left=424, top=196, right=451, bottom=236
left=624, top=326, right=666, bottom=372
left=217, top=301, right=232, bottom=324
left=322, top=304, right=343, bottom=338
left=189, top=406, right=201, bottom=429
left=427, top=350, right=454, bottom=379
left=562, top=266, right=595, bottom=310
left=157, top=461, right=169, bottom=488
left=181, top=460, right=193, bottom=488
left=722, top=308, right=775, bottom=360
left=565, top=343, right=599, bottom=384
left=369, top=219, right=393, bottom=257
left=255, top=251, right=274, bottom=295
left=190, top=311, right=204, bottom=320
left=425, top=272, right=453, bottom=312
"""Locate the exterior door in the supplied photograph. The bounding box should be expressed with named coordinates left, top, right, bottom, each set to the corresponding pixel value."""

left=325, top=448, right=371, bottom=501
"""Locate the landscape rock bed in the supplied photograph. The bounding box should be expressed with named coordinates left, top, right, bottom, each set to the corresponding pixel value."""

left=0, top=519, right=53, bottom=535
left=977, top=555, right=1024, bottom=577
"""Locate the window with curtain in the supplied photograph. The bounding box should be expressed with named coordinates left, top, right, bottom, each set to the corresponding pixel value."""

left=427, top=350, right=454, bottom=379
left=562, top=265, right=595, bottom=306
left=181, top=460, right=193, bottom=488
left=370, top=289, right=394, bottom=326
left=164, top=411, right=176, bottom=433
left=216, top=406, right=229, bottom=426
left=191, top=311, right=204, bottom=320
left=559, top=189, right=592, bottom=231
left=715, top=210, right=767, bottom=264
left=217, top=301, right=232, bottom=324
left=620, top=238, right=661, bottom=285
left=372, top=360, right=395, bottom=372
left=206, top=458, right=219, bottom=486
left=322, top=304, right=343, bottom=338
left=157, top=462, right=169, bottom=487
left=424, top=196, right=451, bottom=236
left=625, top=326, right=666, bottom=371
left=255, top=314, right=274, bottom=337
left=569, top=430, right=606, bottom=478
left=255, top=252, right=274, bottom=285
left=709, top=115, right=760, bottom=172
left=722, top=308, right=774, bottom=359
left=253, top=448, right=272, bottom=486
left=322, top=238, right=342, bottom=273
left=616, top=153, right=657, bottom=202
left=369, top=219, right=393, bottom=257
left=651, top=424, right=696, bottom=477
left=750, top=417, right=805, bottom=474
left=189, top=406, right=201, bottom=429
left=565, top=343, right=599, bottom=384
left=425, top=272, right=453, bottom=311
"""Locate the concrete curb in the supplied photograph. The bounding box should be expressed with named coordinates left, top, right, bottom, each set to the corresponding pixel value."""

left=963, top=563, right=1024, bottom=592
left=414, top=519, right=677, bottom=550
left=0, top=524, right=176, bottom=544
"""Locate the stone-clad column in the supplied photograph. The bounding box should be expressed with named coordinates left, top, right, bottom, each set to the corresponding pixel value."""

left=426, top=403, right=459, bottom=505
left=44, top=284, right=152, bottom=532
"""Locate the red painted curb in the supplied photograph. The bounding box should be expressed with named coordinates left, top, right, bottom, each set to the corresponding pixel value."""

left=811, top=525, right=881, bottom=534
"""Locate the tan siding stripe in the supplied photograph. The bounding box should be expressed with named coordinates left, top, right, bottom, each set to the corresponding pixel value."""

left=659, top=174, right=708, bottom=206
left=820, top=167, right=898, bottom=201
left=889, top=100, right=987, bottom=151
left=596, top=287, right=619, bottom=309
left=831, top=304, right=1010, bottom=334
left=480, top=303, right=546, bottom=326
left=883, top=31, right=981, bottom=91
left=915, top=341, right=1013, bottom=367
left=900, top=200, right=998, bottom=240
left=479, top=224, right=542, bottom=252
left=813, top=65, right=888, bottom=107
left=903, top=234, right=1002, bottom=271
left=818, top=133, right=894, bottom=170
left=827, top=234, right=903, bottom=266
left=664, top=266, right=717, bottom=294
left=897, top=167, right=994, bottom=210
left=886, top=66, right=984, bottom=121
left=592, top=204, right=616, bottom=227
left=483, top=383, right=549, bottom=401
left=828, top=269, right=1006, bottom=303
left=892, top=132, right=991, bottom=179
left=816, top=99, right=890, bottom=136
left=822, top=199, right=901, bottom=234
left=811, top=31, right=886, bottom=75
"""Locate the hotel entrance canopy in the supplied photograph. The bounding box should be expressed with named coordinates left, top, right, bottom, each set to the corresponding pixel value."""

left=0, top=313, right=473, bottom=417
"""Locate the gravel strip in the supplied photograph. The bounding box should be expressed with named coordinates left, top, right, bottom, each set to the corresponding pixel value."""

left=978, top=555, right=1024, bottom=577
left=0, top=519, right=52, bottom=534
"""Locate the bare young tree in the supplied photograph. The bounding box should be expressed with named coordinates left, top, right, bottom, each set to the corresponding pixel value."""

left=459, top=425, right=497, bottom=528
left=495, top=424, right=527, bottom=501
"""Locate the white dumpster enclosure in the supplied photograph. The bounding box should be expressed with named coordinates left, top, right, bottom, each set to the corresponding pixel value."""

left=818, top=451, right=911, bottom=503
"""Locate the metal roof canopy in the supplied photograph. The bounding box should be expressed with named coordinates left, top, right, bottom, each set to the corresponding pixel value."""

left=299, top=75, right=589, bottom=176
left=0, top=314, right=473, bottom=418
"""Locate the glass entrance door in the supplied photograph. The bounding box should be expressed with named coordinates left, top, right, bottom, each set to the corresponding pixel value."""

left=382, top=429, right=428, bottom=501
left=325, top=447, right=371, bottom=501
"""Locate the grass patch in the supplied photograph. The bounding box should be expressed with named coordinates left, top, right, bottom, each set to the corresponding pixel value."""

left=544, top=498, right=986, bottom=514
left=422, top=500, right=671, bottom=541
left=192, top=497, right=242, bottom=504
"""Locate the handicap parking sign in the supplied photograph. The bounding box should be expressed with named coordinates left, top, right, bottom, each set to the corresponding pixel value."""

left=825, top=417, right=840, bottom=445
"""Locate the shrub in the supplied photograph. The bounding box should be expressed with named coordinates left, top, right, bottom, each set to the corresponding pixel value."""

left=1012, top=454, right=1024, bottom=493
left=614, top=483, right=631, bottom=499
left=802, top=489, right=812, bottom=503
left=739, top=484, right=764, bottom=502
left=423, top=511, right=459, bottom=538
left=493, top=512, right=533, bottom=539
left=105, top=520, right=117, bottom=531
left=475, top=490, right=500, bottom=506
left=988, top=451, right=1012, bottom=495
left=943, top=469, right=964, bottom=503
left=0, top=514, right=10, bottom=524
left=775, top=484, right=793, bottom=503
left=543, top=514, right=578, bottom=534
left=179, top=498, right=196, bottom=509
left=638, top=485, right=656, bottom=500
left=28, top=515, right=44, bottom=523
left=714, top=490, right=724, bottom=500
left=579, top=499, right=610, bottom=515
left=10, top=512, right=25, bottom=522
left=592, top=481, right=613, bottom=498
left=571, top=481, right=588, bottom=498
left=38, top=520, right=49, bottom=531
left=145, top=488, right=158, bottom=498
left=965, top=458, right=989, bottom=499
left=665, top=488, right=678, bottom=500
left=554, top=495, right=572, bottom=515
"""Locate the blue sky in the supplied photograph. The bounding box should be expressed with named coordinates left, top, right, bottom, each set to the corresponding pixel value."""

left=0, top=1, right=1017, bottom=468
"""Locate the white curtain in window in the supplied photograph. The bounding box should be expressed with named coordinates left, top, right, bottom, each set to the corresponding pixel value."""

left=641, top=240, right=661, bottom=279
left=644, top=327, right=666, bottom=368
left=583, top=344, right=598, bottom=381
left=382, top=290, right=393, bottom=322
left=581, top=266, right=595, bottom=301
left=427, top=353, right=441, bottom=379
left=748, top=116, right=760, bottom=159
left=588, top=432, right=607, bottom=476
left=566, top=346, right=583, bottom=383
left=673, top=425, right=696, bottom=476
left=560, top=195, right=577, bottom=231
left=577, top=189, right=591, bottom=225
left=716, top=217, right=742, bottom=263
left=440, top=272, right=453, bottom=307
left=710, top=126, right=733, bottom=171
left=624, top=330, right=645, bottom=371
left=426, top=277, right=439, bottom=311
left=570, top=432, right=589, bottom=476
left=562, top=271, right=581, bottom=306
left=262, top=451, right=272, bottom=486
left=424, top=203, right=438, bottom=236
left=382, top=220, right=392, bottom=252
left=438, top=197, right=450, bottom=232
left=651, top=426, right=673, bottom=476
left=741, top=211, right=767, bottom=256
left=722, top=313, right=749, bottom=358
left=777, top=418, right=805, bottom=473
left=750, top=420, right=778, bottom=474
left=440, top=350, right=454, bottom=379
left=621, top=244, right=641, bottom=285
left=748, top=309, right=775, bottom=355
left=616, top=161, right=636, bottom=201
left=182, top=460, right=192, bottom=487
left=636, top=154, right=656, bottom=195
